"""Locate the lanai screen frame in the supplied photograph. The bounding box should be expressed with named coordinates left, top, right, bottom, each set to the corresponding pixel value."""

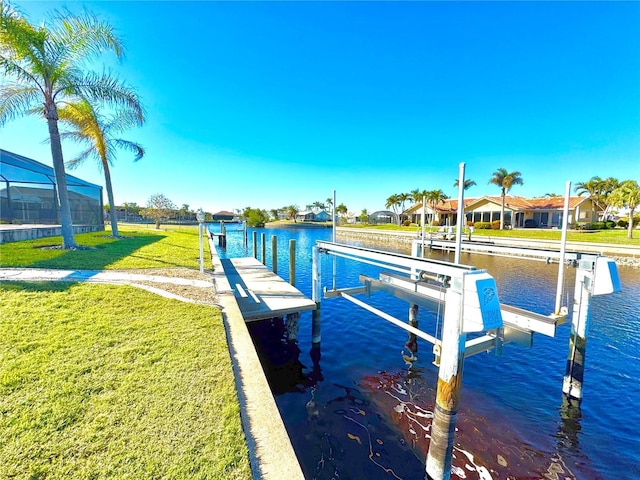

left=0, top=149, right=103, bottom=225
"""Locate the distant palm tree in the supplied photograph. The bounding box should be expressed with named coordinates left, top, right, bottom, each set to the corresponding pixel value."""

left=489, top=168, right=523, bottom=230
left=575, top=176, right=620, bottom=219
left=609, top=180, right=640, bottom=239
left=426, top=189, right=449, bottom=225
left=0, top=7, right=143, bottom=248
left=453, top=178, right=476, bottom=191
left=410, top=188, right=428, bottom=205
left=398, top=192, right=411, bottom=222
left=385, top=194, right=401, bottom=224
left=287, top=205, right=299, bottom=222
left=57, top=99, right=144, bottom=237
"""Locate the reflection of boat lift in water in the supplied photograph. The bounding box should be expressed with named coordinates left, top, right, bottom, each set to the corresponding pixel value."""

left=311, top=240, right=621, bottom=480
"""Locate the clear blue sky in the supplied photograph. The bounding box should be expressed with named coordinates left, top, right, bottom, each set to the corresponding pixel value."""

left=2, top=1, right=639, bottom=215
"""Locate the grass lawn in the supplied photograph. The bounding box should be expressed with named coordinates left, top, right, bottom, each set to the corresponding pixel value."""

left=0, top=224, right=212, bottom=269
left=0, top=282, right=250, bottom=480
left=341, top=223, right=640, bottom=246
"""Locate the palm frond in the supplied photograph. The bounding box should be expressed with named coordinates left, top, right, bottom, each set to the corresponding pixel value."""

left=0, top=83, right=41, bottom=124
left=112, top=138, right=145, bottom=162
left=49, top=8, right=124, bottom=66
left=63, top=70, right=145, bottom=123
left=66, top=145, right=98, bottom=170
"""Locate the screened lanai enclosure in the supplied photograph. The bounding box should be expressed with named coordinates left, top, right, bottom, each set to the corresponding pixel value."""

left=0, top=149, right=103, bottom=225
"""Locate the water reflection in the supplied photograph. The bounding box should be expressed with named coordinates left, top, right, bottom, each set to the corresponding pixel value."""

left=216, top=226, right=640, bottom=480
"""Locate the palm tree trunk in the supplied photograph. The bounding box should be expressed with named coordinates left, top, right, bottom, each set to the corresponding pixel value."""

left=500, top=191, right=505, bottom=230
left=629, top=207, right=635, bottom=239
left=103, top=163, right=119, bottom=237
left=46, top=109, right=77, bottom=248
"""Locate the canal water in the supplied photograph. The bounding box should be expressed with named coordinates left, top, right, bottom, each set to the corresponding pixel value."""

left=210, top=224, right=640, bottom=480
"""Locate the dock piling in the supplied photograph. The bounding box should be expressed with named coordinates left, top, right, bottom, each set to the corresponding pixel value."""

left=289, top=239, right=296, bottom=287
left=311, top=245, right=322, bottom=345
left=272, top=235, right=278, bottom=273
left=261, top=232, right=266, bottom=264
left=426, top=279, right=466, bottom=480
left=252, top=231, right=257, bottom=259
left=563, top=263, right=592, bottom=401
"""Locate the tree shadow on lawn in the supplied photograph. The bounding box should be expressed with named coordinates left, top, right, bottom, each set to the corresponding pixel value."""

left=1, top=233, right=166, bottom=271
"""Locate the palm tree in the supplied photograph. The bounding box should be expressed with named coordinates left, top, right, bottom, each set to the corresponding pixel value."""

left=57, top=99, right=144, bottom=237
left=426, top=189, right=449, bottom=225
left=489, top=168, right=523, bottom=230
left=398, top=192, right=411, bottom=223
left=453, top=178, right=476, bottom=191
left=287, top=205, right=299, bottom=222
left=0, top=7, right=143, bottom=248
left=609, top=180, right=640, bottom=239
left=575, top=176, right=620, bottom=220
left=385, top=194, right=401, bottom=224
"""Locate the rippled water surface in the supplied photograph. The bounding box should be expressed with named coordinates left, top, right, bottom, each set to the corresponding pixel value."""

left=212, top=225, right=640, bottom=480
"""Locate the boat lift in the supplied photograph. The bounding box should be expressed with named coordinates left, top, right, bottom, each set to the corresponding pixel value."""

left=310, top=240, right=621, bottom=480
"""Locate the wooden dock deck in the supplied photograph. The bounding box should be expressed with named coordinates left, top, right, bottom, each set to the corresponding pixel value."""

left=220, top=257, right=316, bottom=322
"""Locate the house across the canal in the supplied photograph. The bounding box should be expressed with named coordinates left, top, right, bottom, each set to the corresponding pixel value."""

left=405, top=195, right=601, bottom=228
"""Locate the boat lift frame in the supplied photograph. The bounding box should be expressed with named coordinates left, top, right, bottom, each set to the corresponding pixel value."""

left=311, top=240, right=621, bottom=480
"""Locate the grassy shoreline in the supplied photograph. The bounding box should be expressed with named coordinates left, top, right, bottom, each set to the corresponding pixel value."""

left=0, top=226, right=251, bottom=479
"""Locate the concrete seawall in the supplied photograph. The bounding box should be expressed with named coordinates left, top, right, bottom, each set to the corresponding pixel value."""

left=336, top=227, right=640, bottom=267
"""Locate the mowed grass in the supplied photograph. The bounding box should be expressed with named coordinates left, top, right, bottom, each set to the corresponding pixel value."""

left=342, top=223, right=640, bottom=246
left=0, top=224, right=211, bottom=269
left=0, top=282, right=250, bottom=480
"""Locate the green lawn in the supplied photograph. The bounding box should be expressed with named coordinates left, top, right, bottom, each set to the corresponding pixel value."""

left=0, top=282, right=250, bottom=480
left=0, top=224, right=211, bottom=269
left=341, top=223, right=640, bottom=246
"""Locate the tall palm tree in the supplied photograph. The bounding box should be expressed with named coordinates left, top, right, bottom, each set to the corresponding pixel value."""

left=0, top=6, right=143, bottom=247
left=609, top=180, right=640, bottom=239
left=489, top=168, right=523, bottom=230
left=57, top=99, right=144, bottom=237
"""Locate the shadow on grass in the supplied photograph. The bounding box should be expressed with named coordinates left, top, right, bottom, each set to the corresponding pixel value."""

left=0, top=281, right=78, bottom=293
left=0, top=232, right=166, bottom=271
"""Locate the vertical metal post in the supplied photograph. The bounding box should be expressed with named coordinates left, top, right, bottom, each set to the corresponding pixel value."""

left=563, top=263, right=593, bottom=401
left=555, top=181, right=571, bottom=315
left=261, top=232, right=266, bottom=265
left=421, top=195, right=426, bottom=255
left=198, top=222, right=204, bottom=273
left=454, top=163, right=465, bottom=265
left=332, top=189, right=337, bottom=291
left=271, top=235, right=278, bottom=274
left=426, top=276, right=466, bottom=480
left=289, top=239, right=296, bottom=286
left=252, top=231, right=257, bottom=259
left=311, top=245, right=322, bottom=345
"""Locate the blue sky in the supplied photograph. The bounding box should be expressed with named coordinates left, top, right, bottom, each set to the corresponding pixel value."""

left=2, top=1, right=639, bottom=215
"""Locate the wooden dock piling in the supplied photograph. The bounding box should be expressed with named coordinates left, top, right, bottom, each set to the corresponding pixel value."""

left=271, top=235, right=278, bottom=273
left=426, top=282, right=466, bottom=480
left=252, top=231, right=257, bottom=259
left=289, top=239, right=296, bottom=287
